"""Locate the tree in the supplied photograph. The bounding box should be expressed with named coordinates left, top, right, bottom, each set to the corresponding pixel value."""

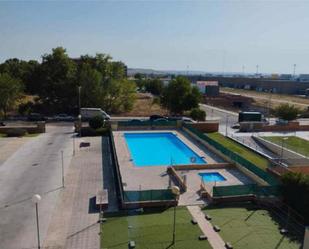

left=161, top=76, right=201, bottom=114
left=102, top=79, right=136, bottom=113
left=145, top=79, right=164, bottom=95
left=0, top=73, right=22, bottom=117
left=281, top=172, right=309, bottom=223
left=190, top=108, right=206, bottom=121
left=274, top=103, right=300, bottom=121
left=35, top=47, right=77, bottom=114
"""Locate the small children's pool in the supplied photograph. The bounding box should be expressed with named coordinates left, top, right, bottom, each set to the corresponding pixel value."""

left=199, top=172, right=226, bottom=182
left=124, top=132, right=206, bottom=167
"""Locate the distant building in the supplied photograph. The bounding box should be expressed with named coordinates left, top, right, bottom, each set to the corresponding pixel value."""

left=196, top=81, right=219, bottom=96
left=279, top=74, right=292, bottom=80
left=299, top=74, right=309, bottom=82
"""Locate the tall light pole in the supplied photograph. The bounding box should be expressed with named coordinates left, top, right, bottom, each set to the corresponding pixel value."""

left=280, top=137, right=288, bottom=165
left=61, top=150, right=65, bottom=188
left=256, top=65, right=259, bottom=75
left=225, top=115, right=229, bottom=136
left=171, top=186, right=180, bottom=245
left=78, top=86, right=81, bottom=115
left=77, top=86, right=82, bottom=137
left=32, top=194, right=42, bottom=249
left=293, top=64, right=296, bottom=78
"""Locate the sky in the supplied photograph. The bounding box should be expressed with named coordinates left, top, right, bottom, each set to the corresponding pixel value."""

left=1, top=0, right=309, bottom=74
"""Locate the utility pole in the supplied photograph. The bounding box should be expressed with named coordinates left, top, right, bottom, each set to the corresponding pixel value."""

left=293, top=64, right=296, bottom=78
left=256, top=65, right=259, bottom=75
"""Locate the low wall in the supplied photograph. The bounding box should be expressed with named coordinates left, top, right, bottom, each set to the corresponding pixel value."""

left=172, top=163, right=233, bottom=171
left=0, top=122, right=46, bottom=134
left=262, top=122, right=309, bottom=132
left=167, top=167, right=187, bottom=192
left=253, top=136, right=309, bottom=164
left=190, top=121, right=219, bottom=133
left=289, top=166, right=309, bottom=175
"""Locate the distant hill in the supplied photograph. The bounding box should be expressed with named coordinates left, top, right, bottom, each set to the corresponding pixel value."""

left=127, top=68, right=210, bottom=76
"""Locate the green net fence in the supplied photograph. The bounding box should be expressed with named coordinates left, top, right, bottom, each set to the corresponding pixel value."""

left=213, top=184, right=280, bottom=198
left=183, top=123, right=279, bottom=186
left=118, top=120, right=177, bottom=127
left=123, top=189, right=175, bottom=203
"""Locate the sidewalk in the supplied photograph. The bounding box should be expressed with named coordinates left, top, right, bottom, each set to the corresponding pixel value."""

left=43, top=136, right=104, bottom=249
left=187, top=205, right=226, bottom=249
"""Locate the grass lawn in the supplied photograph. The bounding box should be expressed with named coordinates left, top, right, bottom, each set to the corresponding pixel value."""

left=101, top=207, right=212, bottom=249
left=263, top=136, right=309, bottom=157
left=203, top=203, right=302, bottom=249
left=207, top=132, right=269, bottom=170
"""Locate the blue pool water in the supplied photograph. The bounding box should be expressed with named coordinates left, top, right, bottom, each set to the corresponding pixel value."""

left=199, top=172, right=226, bottom=182
left=124, top=132, right=206, bottom=167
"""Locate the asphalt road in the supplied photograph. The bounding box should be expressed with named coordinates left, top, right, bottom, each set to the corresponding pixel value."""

left=0, top=123, right=74, bottom=249
left=199, top=103, right=238, bottom=134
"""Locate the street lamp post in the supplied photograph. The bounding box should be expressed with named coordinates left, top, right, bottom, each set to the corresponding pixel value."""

left=171, top=186, right=180, bottom=245
left=78, top=86, right=81, bottom=115
left=32, top=194, right=42, bottom=249
left=61, top=150, right=65, bottom=188
left=225, top=115, right=229, bottom=136
left=280, top=137, right=288, bottom=165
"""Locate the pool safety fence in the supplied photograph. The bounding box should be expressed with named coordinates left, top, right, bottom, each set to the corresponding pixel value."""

left=117, top=120, right=178, bottom=128
left=183, top=123, right=279, bottom=186
left=123, top=189, right=175, bottom=203
left=212, top=184, right=280, bottom=198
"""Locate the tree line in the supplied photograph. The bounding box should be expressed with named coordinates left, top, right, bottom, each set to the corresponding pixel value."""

left=0, top=47, right=135, bottom=117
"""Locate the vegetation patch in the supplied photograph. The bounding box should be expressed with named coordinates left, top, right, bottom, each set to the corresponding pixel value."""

left=207, top=132, right=269, bottom=170
left=101, top=207, right=212, bottom=249
left=263, top=136, right=309, bottom=157
left=203, top=203, right=302, bottom=249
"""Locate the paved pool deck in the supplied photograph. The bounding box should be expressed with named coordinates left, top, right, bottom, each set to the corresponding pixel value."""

left=113, top=129, right=224, bottom=191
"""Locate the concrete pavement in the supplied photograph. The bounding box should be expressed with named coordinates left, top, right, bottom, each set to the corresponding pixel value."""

left=0, top=124, right=74, bottom=249
left=187, top=205, right=226, bottom=249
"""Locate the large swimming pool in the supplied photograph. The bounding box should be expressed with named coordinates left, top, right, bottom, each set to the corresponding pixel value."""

left=124, top=132, right=206, bottom=167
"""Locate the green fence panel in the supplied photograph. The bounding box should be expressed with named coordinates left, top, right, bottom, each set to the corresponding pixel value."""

left=213, top=184, right=280, bottom=198
left=118, top=120, right=177, bottom=127
left=123, top=189, right=174, bottom=203
left=213, top=184, right=257, bottom=197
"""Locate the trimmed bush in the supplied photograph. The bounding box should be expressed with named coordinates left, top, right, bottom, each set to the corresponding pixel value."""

left=6, top=128, right=27, bottom=137
left=81, top=127, right=109, bottom=137
left=190, top=108, right=206, bottom=121
left=89, top=115, right=104, bottom=129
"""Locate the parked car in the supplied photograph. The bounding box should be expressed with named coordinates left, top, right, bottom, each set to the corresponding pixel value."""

left=153, top=118, right=168, bottom=122
left=129, top=119, right=144, bottom=124
left=149, top=115, right=166, bottom=121
left=168, top=116, right=194, bottom=123
left=54, top=114, right=75, bottom=121
left=27, top=113, right=46, bottom=121
left=231, top=123, right=240, bottom=129
left=80, top=108, right=110, bottom=120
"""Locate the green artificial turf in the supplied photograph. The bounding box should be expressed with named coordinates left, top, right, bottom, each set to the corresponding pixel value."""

left=101, top=207, right=212, bottom=249
left=203, top=203, right=301, bottom=249
left=207, top=132, right=269, bottom=170
left=263, top=136, right=309, bottom=157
